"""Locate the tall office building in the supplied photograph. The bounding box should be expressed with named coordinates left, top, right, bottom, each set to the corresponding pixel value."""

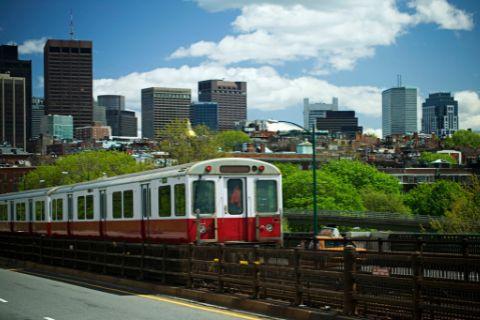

left=40, top=114, right=73, bottom=140
left=190, top=102, right=219, bottom=131
left=93, top=104, right=107, bottom=125
left=198, top=80, right=246, bottom=131
left=382, top=87, right=417, bottom=138
left=31, top=97, right=45, bottom=139
left=0, top=45, right=32, bottom=140
left=44, top=39, right=93, bottom=130
left=106, top=109, right=138, bottom=137
left=141, top=87, right=191, bottom=139
left=0, top=73, right=26, bottom=149
left=422, top=92, right=458, bottom=137
left=303, top=97, right=338, bottom=129
left=316, top=111, right=362, bottom=139
left=98, top=95, right=125, bottom=110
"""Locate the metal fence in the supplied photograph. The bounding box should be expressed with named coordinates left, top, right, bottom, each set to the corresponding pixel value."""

left=0, top=233, right=479, bottom=320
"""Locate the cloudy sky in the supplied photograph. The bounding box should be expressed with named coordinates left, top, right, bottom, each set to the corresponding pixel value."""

left=1, top=0, right=479, bottom=135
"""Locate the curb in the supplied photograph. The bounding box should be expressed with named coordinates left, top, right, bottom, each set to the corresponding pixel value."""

left=0, top=257, right=360, bottom=320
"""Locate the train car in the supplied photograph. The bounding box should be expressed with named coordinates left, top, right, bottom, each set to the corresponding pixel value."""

left=0, top=158, right=283, bottom=244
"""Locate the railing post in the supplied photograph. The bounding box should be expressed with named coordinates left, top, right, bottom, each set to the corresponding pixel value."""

left=252, top=245, right=260, bottom=299
left=378, top=237, right=383, bottom=253
left=39, top=236, right=43, bottom=264
left=121, top=241, right=126, bottom=277
left=140, top=241, right=145, bottom=280
left=293, top=248, right=303, bottom=306
left=162, top=244, right=167, bottom=284
left=187, top=244, right=193, bottom=288
left=343, top=245, right=357, bottom=316
left=412, top=252, right=422, bottom=320
left=88, top=241, right=92, bottom=271
left=462, top=237, right=470, bottom=282
left=74, top=239, right=77, bottom=269
left=217, top=244, right=224, bottom=293
left=102, top=241, right=107, bottom=274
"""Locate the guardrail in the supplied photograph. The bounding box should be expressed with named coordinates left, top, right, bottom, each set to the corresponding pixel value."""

left=0, top=233, right=479, bottom=320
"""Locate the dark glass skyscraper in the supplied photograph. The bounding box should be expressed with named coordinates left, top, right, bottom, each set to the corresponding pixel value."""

left=315, top=111, right=362, bottom=139
left=190, top=102, right=219, bottom=131
left=106, top=109, right=138, bottom=137
left=98, top=95, right=125, bottom=111
left=0, top=45, right=32, bottom=140
left=44, top=39, right=93, bottom=130
left=31, top=97, right=45, bottom=139
left=421, top=92, right=458, bottom=137
left=0, top=73, right=26, bottom=149
left=198, top=80, right=246, bottom=131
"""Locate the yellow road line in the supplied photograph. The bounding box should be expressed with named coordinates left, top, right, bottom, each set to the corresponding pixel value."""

left=10, top=269, right=262, bottom=320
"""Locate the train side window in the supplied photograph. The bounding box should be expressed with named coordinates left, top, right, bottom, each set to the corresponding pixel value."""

left=0, top=204, right=8, bottom=221
left=158, top=186, right=171, bottom=217
left=255, top=180, right=278, bottom=213
left=112, top=191, right=122, bottom=219
left=35, top=201, right=45, bottom=221
left=123, top=190, right=134, bottom=218
left=174, top=184, right=186, bottom=217
left=77, top=196, right=85, bottom=220
left=53, top=199, right=64, bottom=221
left=86, top=195, right=94, bottom=219
left=192, top=181, right=215, bottom=215
left=16, top=203, right=26, bottom=221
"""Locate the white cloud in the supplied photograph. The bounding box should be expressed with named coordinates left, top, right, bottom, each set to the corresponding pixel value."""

left=37, top=76, right=44, bottom=89
left=173, top=1, right=473, bottom=72
left=364, top=128, right=383, bottom=138
left=454, top=91, right=480, bottom=131
left=94, top=63, right=382, bottom=117
left=15, top=37, right=47, bottom=55
left=410, top=0, right=474, bottom=30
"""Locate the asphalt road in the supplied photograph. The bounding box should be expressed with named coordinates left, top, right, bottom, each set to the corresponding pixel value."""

left=0, top=268, right=267, bottom=320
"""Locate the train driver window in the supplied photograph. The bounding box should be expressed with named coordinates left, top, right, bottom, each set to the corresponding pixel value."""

left=158, top=186, right=171, bottom=217
left=192, top=181, right=215, bottom=215
left=255, top=180, right=278, bottom=213
left=174, top=184, right=186, bottom=216
left=227, top=179, right=243, bottom=215
left=16, top=202, right=26, bottom=221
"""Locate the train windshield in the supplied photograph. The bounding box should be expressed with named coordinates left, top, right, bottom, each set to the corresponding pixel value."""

left=192, top=180, right=215, bottom=215
left=255, top=180, right=278, bottom=213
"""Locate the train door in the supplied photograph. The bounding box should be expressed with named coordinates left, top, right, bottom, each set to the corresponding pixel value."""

left=28, top=199, right=33, bottom=233
left=67, top=194, right=73, bottom=236
left=223, top=178, right=248, bottom=241
left=99, top=190, right=107, bottom=237
left=141, top=184, right=151, bottom=241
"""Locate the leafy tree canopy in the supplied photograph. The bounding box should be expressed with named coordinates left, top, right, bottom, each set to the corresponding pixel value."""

left=419, top=152, right=456, bottom=165
left=431, top=177, right=480, bottom=233
left=404, top=180, right=464, bottom=216
left=215, top=130, right=251, bottom=152
left=158, top=120, right=222, bottom=164
left=361, top=187, right=410, bottom=214
left=444, top=130, right=480, bottom=149
left=321, top=159, right=402, bottom=194
left=22, top=151, right=152, bottom=190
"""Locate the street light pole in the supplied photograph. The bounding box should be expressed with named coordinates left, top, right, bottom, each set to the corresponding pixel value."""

left=276, top=120, right=319, bottom=240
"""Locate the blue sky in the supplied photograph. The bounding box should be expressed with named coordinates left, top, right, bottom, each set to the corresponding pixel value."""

left=1, top=0, right=479, bottom=135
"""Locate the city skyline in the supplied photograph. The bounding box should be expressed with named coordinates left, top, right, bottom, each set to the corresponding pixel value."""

left=1, top=0, right=479, bottom=136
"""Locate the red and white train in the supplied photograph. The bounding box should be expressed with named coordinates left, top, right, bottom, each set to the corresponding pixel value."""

left=0, top=158, right=283, bottom=244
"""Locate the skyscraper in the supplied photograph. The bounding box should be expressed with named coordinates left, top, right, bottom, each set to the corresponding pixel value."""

left=106, top=109, right=138, bottom=137
left=0, top=73, right=26, bottom=149
left=303, top=97, right=338, bottom=129
left=31, top=97, right=45, bottom=139
left=0, top=45, right=32, bottom=140
left=44, top=39, right=93, bottom=130
left=190, top=102, right=219, bottom=131
left=198, top=80, right=246, bottom=131
left=98, top=95, right=125, bottom=110
left=421, top=92, right=458, bottom=137
left=141, top=87, right=191, bottom=139
left=315, top=111, right=362, bottom=139
left=382, top=87, right=417, bottom=138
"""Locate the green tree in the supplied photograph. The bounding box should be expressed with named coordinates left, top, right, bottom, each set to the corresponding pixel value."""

left=215, top=130, right=251, bottom=151
left=419, top=151, right=456, bottom=165
left=322, top=159, right=402, bottom=194
left=158, top=120, right=221, bottom=164
left=361, top=188, right=410, bottom=214
left=282, top=169, right=364, bottom=211
left=431, top=177, right=480, bottom=233
left=404, top=180, right=464, bottom=216
left=22, top=151, right=152, bottom=190
left=444, top=130, right=480, bottom=149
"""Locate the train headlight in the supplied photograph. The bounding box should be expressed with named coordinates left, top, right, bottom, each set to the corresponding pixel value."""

left=265, top=224, right=273, bottom=232
left=199, top=223, right=207, bottom=234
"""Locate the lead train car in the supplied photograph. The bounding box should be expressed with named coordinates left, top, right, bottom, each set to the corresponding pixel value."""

left=0, top=158, right=283, bottom=244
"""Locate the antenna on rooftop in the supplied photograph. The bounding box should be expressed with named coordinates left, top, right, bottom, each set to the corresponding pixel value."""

left=69, top=10, right=75, bottom=39
left=397, top=74, right=402, bottom=87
